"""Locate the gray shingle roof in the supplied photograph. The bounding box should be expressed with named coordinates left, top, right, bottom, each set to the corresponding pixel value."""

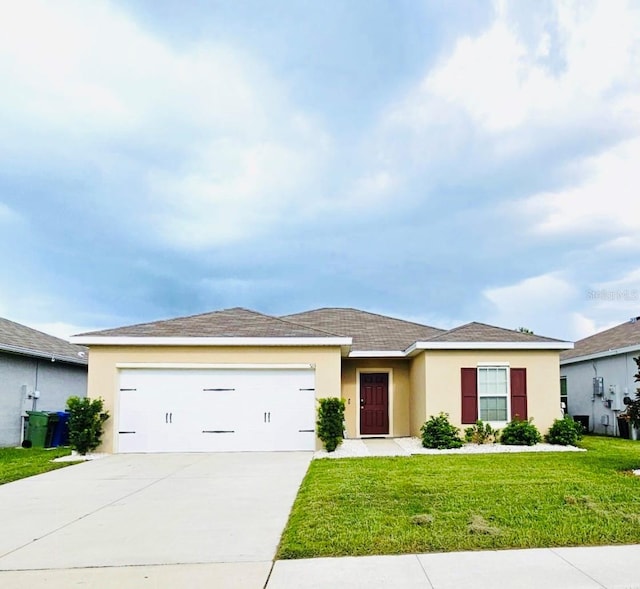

left=0, top=317, right=88, bottom=365
left=77, top=307, right=569, bottom=352
left=77, top=307, right=339, bottom=338
left=281, top=308, right=445, bottom=351
left=429, top=322, right=565, bottom=344
left=560, top=316, right=640, bottom=361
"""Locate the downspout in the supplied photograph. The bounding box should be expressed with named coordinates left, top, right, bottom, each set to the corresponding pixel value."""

left=592, top=362, right=597, bottom=434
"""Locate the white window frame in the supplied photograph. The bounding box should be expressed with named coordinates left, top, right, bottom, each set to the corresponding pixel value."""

left=477, top=365, right=510, bottom=425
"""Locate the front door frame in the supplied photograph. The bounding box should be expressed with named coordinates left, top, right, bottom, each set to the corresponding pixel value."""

left=356, top=368, right=393, bottom=437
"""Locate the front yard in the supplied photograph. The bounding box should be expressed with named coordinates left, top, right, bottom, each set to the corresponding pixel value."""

left=278, top=436, right=640, bottom=559
left=0, top=447, right=74, bottom=485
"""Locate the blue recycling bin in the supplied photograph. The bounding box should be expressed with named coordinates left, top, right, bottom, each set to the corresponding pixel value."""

left=51, top=411, right=70, bottom=447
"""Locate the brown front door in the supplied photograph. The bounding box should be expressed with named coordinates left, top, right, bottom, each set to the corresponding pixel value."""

left=360, top=373, right=389, bottom=435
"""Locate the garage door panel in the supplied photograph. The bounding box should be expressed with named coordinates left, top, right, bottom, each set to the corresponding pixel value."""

left=118, top=368, right=316, bottom=453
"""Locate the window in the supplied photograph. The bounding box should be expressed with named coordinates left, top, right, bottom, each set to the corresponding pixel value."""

left=560, top=376, right=567, bottom=413
left=478, top=366, right=509, bottom=422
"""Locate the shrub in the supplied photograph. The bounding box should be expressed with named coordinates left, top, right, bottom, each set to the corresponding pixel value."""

left=500, top=417, right=541, bottom=446
left=545, top=416, right=584, bottom=445
left=66, top=396, right=109, bottom=455
left=464, top=420, right=500, bottom=444
left=420, top=413, right=463, bottom=449
left=317, top=397, right=345, bottom=452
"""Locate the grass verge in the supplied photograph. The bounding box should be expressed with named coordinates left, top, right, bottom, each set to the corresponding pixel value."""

left=0, top=447, right=76, bottom=485
left=278, top=436, right=640, bottom=558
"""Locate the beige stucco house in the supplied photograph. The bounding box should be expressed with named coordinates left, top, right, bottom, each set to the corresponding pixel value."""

left=71, top=307, right=573, bottom=453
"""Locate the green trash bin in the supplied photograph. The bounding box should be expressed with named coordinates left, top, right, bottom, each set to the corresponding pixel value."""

left=45, top=413, right=59, bottom=447
left=26, top=411, right=50, bottom=448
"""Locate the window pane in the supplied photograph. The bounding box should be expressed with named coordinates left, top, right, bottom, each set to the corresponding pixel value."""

left=478, top=367, right=508, bottom=397
left=480, top=396, right=507, bottom=421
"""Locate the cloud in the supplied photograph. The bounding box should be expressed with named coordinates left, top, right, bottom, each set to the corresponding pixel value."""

left=483, top=272, right=578, bottom=337
left=519, top=138, right=640, bottom=237
left=0, top=0, right=330, bottom=250
left=378, top=0, right=640, bottom=174
left=483, top=268, right=640, bottom=341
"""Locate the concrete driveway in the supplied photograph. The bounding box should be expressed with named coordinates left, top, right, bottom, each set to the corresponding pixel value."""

left=0, top=452, right=311, bottom=588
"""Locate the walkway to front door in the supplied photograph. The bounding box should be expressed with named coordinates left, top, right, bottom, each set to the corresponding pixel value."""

left=360, top=373, right=389, bottom=435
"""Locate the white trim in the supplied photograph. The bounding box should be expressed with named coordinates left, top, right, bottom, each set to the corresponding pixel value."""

left=115, top=362, right=315, bottom=370
left=477, top=365, right=510, bottom=423
left=356, top=368, right=393, bottom=438
left=70, top=336, right=351, bottom=347
left=406, top=341, right=573, bottom=354
left=560, top=344, right=640, bottom=365
left=348, top=351, right=405, bottom=358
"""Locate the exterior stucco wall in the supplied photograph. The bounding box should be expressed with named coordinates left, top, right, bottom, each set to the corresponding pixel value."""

left=409, top=353, right=426, bottom=436
left=86, top=345, right=343, bottom=452
left=414, top=350, right=562, bottom=434
left=562, top=351, right=639, bottom=435
left=0, top=352, right=87, bottom=447
left=341, top=358, right=411, bottom=438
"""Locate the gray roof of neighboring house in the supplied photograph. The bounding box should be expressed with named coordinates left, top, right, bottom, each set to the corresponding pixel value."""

left=560, top=316, right=640, bottom=361
left=429, top=322, right=565, bottom=343
left=0, top=317, right=88, bottom=365
left=281, top=308, right=445, bottom=351
left=77, top=307, right=338, bottom=338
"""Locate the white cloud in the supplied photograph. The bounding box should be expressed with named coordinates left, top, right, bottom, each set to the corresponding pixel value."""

left=390, top=0, right=640, bottom=136
left=519, top=138, right=640, bottom=237
left=483, top=269, right=640, bottom=341
left=484, top=272, right=578, bottom=337
left=0, top=0, right=330, bottom=249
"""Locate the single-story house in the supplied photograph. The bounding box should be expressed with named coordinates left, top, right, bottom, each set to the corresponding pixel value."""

left=71, top=307, right=573, bottom=453
left=560, top=316, right=640, bottom=436
left=0, top=318, right=88, bottom=447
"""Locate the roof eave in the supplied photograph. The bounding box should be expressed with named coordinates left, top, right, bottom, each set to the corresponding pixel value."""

left=560, top=343, right=640, bottom=365
left=69, top=336, right=353, bottom=348
left=348, top=350, right=406, bottom=358
left=406, top=341, right=574, bottom=355
left=0, top=344, right=88, bottom=366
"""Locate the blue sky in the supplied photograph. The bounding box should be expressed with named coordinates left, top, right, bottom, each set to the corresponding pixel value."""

left=0, top=0, right=639, bottom=341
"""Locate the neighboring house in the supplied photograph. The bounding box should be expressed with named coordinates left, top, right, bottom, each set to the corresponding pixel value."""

left=71, top=307, right=573, bottom=453
left=0, top=318, right=88, bottom=447
left=560, top=316, right=640, bottom=436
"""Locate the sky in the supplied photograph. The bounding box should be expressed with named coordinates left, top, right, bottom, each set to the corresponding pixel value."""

left=0, top=0, right=639, bottom=342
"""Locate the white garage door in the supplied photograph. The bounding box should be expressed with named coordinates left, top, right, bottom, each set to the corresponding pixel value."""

left=117, top=367, right=316, bottom=453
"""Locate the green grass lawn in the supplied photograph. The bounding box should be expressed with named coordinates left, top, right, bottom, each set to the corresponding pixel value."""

left=278, top=436, right=640, bottom=559
left=0, top=447, right=76, bottom=485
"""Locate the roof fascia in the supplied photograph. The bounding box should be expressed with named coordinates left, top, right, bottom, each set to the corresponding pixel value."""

left=69, top=336, right=352, bottom=347
left=560, top=343, right=640, bottom=365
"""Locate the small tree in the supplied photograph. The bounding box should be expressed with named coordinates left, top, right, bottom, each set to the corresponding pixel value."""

left=317, top=397, right=345, bottom=452
left=627, top=356, right=640, bottom=429
left=66, top=396, right=109, bottom=455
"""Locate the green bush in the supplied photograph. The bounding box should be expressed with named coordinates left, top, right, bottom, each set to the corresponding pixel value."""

left=317, top=398, right=345, bottom=452
left=66, top=396, right=109, bottom=455
left=464, top=420, right=500, bottom=444
left=545, top=416, right=584, bottom=445
left=500, top=417, right=541, bottom=446
left=421, top=413, right=463, bottom=449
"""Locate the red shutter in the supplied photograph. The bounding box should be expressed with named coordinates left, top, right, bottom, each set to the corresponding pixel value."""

left=461, top=368, right=478, bottom=424
left=510, top=368, right=527, bottom=420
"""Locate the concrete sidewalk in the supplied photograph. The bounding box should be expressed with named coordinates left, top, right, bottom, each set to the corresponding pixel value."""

left=268, top=544, right=640, bottom=589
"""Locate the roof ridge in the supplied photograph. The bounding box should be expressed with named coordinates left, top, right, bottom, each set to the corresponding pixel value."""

left=275, top=315, right=344, bottom=337
left=284, top=307, right=445, bottom=331
left=427, top=321, right=565, bottom=343
left=574, top=319, right=638, bottom=343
